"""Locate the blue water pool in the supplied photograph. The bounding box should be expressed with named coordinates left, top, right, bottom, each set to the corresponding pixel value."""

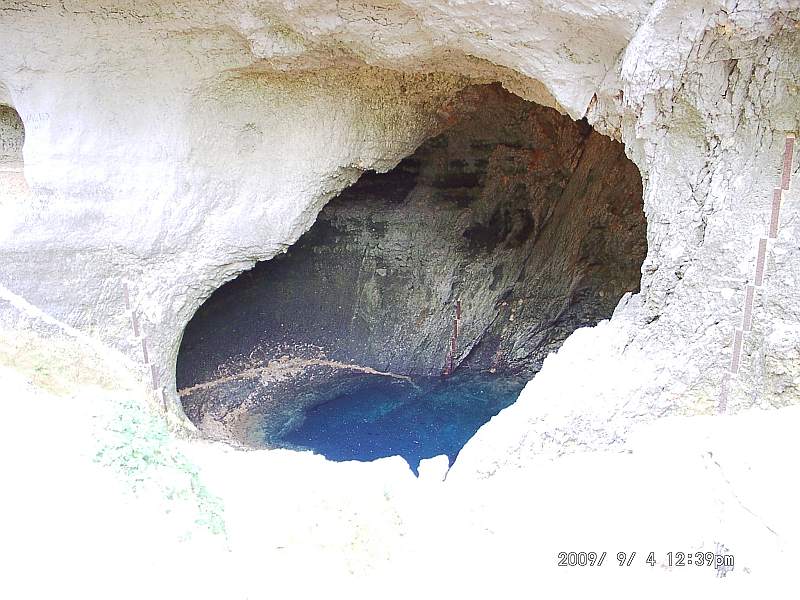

left=278, top=373, right=526, bottom=472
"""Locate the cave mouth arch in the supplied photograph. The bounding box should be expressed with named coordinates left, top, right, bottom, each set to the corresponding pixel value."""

left=0, top=105, right=27, bottom=207
left=176, top=84, right=646, bottom=471
left=0, top=104, right=24, bottom=166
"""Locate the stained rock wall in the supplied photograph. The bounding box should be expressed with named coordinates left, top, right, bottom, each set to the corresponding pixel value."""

left=0, top=2, right=798, bottom=477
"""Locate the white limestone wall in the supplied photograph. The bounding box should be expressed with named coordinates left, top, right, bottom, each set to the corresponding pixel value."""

left=0, top=1, right=798, bottom=474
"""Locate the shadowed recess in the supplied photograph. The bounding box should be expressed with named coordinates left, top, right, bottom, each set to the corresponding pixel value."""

left=0, top=105, right=24, bottom=166
left=176, top=84, right=646, bottom=470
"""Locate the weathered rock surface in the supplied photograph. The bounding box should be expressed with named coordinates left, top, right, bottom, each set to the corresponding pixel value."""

left=0, top=1, right=798, bottom=474
left=2, top=1, right=800, bottom=595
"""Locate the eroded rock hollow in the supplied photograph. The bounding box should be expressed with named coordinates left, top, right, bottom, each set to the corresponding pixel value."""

left=0, top=106, right=26, bottom=208
left=0, top=105, right=24, bottom=164
left=177, top=84, right=645, bottom=449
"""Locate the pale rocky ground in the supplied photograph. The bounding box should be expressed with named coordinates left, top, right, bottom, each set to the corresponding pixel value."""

left=1, top=1, right=800, bottom=597
left=2, top=299, right=799, bottom=598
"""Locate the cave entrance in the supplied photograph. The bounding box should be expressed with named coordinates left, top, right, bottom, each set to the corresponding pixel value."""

left=0, top=105, right=26, bottom=204
left=0, top=104, right=25, bottom=184
left=176, top=84, right=646, bottom=471
left=0, top=105, right=24, bottom=165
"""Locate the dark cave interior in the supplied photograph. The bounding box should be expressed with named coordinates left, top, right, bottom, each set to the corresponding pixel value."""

left=176, top=84, right=646, bottom=468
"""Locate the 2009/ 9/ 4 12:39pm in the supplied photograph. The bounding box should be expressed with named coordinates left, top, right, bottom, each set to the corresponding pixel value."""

left=557, top=551, right=735, bottom=568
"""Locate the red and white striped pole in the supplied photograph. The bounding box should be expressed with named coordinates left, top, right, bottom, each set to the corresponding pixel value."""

left=718, top=134, right=795, bottom=413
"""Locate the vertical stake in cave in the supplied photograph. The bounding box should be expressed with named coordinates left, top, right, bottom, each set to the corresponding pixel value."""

left=124, top=282, right=167, bottom=412
left=443, top=299, right=462, bottom=377
left=718, top=134, right=795, bottom=414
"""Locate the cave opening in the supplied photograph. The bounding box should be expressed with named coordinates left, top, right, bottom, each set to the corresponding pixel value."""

left=176, top=84, right=646, bottom=472
left=0, top=105, right=26, bottom=207
left=0, top=105, right=24, bottom=165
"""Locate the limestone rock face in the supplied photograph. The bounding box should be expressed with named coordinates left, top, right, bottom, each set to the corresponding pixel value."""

left=0, top=2, right=798, bottom=476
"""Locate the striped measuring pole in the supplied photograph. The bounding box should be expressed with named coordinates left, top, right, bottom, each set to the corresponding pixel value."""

left=123, top=282, right=167, bottom=412
left=718, top=134, right=795, bottom=413
left=442, top=299, right=462, bottom=377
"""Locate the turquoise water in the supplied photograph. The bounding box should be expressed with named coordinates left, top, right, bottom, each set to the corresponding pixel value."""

left=279, top=373, right=526, bottom=473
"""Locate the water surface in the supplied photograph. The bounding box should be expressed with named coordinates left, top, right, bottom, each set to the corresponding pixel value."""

left=278, top=373, right=526, bottom=472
